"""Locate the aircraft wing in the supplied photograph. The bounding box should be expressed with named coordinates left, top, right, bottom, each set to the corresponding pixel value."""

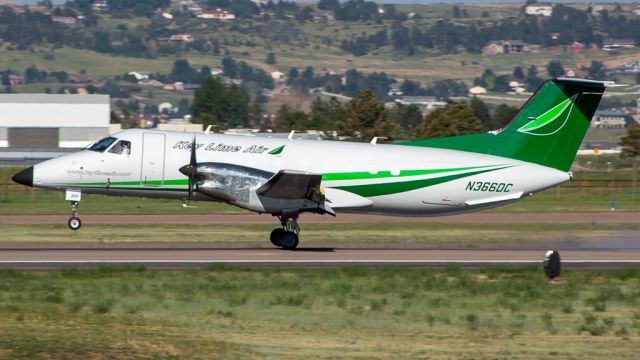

left=256, top=170, right=323, bottom=200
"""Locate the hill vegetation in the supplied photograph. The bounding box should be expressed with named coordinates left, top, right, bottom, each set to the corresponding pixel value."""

left=1, top=0, right=639, bottom=137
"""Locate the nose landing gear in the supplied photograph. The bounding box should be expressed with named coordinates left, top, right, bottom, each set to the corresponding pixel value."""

left=270, top=215, right=300, bottom=250
left=65, top=190, right=82, bottom=231
left=68, top=201, right=82, bottom=230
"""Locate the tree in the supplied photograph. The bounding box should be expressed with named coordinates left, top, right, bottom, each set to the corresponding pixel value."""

left=470, top=97, right=491, bottom=128
left=287, top=67, right=299, bottom=85
left=620, top=124, right=640, bottom=200
left=222, top=56, right=238, bottom=78
left=170, top=59, right=197, bottom=83
left=309, top=97, right=347, bottom=132
left=413, top=102, right=484, bottom=140
left=318, top=0, right=340, bottom=10
left=546, top=61, right=565, bottom=78
left=392, top=104, right=423, bottom=133
left=339, top=89, right=399, bottom=142
left=265, top=52, right=276, bottom=65
left=452, top=5, right=461, bottom=18
left=586, top=60, right=606, bottom=80
left=191, top=78, right=250, bottom=129
left=24, top=65, right=44, bottom=84
left=275, top=104, right=309, bottom=132
left=93, top=31, right=113, bottom=53
left=620, top=124, right=640, bottom=159
left=513, top=66, right=525, bottom=80
left=491, top=104, right=518, bottom=130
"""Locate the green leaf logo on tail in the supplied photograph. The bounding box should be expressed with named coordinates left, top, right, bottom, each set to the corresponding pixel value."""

left=268, top=145, right=285, bottom=155
left=517, top=96, right=576, bottom=136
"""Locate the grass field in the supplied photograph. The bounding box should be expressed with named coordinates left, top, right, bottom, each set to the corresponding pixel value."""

left=2, top=167, right=640, bottom=215
left=0, top=267, right=638, bottom=358
left=0, top=222, right=636, bottom=245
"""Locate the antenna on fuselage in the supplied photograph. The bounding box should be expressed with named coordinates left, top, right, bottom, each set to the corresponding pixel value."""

left=204, top=125, right=213, bottom=135
left=288, top=130, right=295, bottom=140
left=370, top=137, right=387, bottom=145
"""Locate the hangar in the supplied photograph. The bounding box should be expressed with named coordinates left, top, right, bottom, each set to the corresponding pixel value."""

left=0, top=94, right=110, bottom=148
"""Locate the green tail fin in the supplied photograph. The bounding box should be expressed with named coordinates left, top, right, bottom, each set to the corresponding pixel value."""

left=402, top=78, right=607, bottom=172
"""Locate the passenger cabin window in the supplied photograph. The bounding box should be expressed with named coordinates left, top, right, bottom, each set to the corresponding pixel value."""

left=88, top=137, right=117, bottom=152
left=108, top=140, right=132, bottom=155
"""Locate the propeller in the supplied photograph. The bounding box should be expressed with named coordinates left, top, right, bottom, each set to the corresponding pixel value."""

left=179, top=136, right=199, bottom=204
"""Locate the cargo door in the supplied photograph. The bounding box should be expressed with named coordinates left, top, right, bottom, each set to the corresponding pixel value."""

left=140, top=133, right=165, bottom=186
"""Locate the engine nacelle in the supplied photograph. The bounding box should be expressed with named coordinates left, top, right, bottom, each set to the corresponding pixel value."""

left=195, top=162, right=273, bottom=206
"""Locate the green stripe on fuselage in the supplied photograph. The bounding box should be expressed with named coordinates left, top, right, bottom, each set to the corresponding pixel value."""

left=332, top=167, right=510, bottom=197
left=321, top=164, right=501, bottom=182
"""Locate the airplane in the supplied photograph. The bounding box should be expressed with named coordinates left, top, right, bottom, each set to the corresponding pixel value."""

left=12, top=78, right=610, bottom=249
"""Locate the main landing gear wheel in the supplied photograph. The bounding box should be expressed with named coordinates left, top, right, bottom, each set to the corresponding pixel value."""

left=279, top=232, right=299, bottom=250
left=68, top=216, right=82, bottom=231
left=270, top=215, right=301, bottom=250
left=270, top=228, right=286, bottom=247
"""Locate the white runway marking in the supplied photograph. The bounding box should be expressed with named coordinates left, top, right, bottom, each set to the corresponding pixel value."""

left=1, top=260, right=640, bottom=264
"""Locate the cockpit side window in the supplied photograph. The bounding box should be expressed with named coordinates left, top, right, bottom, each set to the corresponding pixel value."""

left=88, top=137, right=117, bottom=152
left=108, top=140, right=132, bottom=155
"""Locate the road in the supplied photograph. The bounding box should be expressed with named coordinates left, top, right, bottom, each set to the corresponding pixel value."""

left=0, top=245, right=638, bottom=270
left=2, top=212, right=639, bottom=225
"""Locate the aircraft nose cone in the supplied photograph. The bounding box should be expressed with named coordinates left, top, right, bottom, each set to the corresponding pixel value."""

left=12, top=166, right=33, bottom=187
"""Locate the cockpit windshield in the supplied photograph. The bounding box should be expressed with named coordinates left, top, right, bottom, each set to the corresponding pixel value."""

left=87, top=136, right=117, bottom=152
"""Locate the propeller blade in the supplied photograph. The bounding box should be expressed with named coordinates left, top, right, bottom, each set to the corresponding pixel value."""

left=180, top=136, right=198, bottom=204
left=190, top=136, right=197, bottom=168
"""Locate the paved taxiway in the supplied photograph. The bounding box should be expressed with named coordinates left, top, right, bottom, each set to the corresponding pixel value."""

left=0, top=246, right=639, bottom=270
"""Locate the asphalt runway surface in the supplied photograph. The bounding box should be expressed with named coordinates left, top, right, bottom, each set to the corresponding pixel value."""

left=1, top=212, right=639, bottom=270
left=0, top=245, right=638, bottom=270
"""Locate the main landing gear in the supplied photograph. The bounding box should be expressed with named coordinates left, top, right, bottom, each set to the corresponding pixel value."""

left=68, top=200, right=82, bottom=230
left=270, top=215, right=300, bottom=250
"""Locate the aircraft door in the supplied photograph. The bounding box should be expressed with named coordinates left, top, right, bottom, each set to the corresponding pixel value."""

left=140, top=133, right=166, bottom=186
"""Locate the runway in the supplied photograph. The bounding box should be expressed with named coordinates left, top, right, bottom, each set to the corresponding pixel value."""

left=1, top=245, right=639, bottom=270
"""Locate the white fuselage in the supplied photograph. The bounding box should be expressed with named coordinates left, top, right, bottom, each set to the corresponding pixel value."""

left=31, top=129, right=570, bottom=216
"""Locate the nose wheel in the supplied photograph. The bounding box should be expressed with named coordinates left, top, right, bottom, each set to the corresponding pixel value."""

left=270, top=216, right=300, bottom=250
left=68, top=201, right=81, bottom=230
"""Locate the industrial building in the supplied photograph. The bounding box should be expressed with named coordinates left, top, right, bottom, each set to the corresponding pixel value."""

left=0, top=94, right=110, bottom=148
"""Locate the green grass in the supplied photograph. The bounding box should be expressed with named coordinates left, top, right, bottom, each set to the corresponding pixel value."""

left=0, top=222, right=636, bottom=245
left=0, top=267, right=638, bottom=358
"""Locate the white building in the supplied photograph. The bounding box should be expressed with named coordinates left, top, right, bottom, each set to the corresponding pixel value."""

left=197, top=9, right=236, bottom=20
left=525, top=4, right=553, bottom=17
left=394, top=96, right=447, bottom=110
left=592, top=111, right=628, bottom=129
left=468, top=86, right=487, bottom=95
left=0, top=94, right=110, bottom=148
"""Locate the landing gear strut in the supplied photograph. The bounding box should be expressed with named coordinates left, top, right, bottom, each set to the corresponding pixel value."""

left=68, top=200, right=81, bottom=231
left=270, top=215, right=299, bottom=250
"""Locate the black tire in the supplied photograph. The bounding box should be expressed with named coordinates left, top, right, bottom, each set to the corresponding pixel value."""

left=280, top=231, right=299, bottom=250
left=270, top=228, right=286, bottom=247
left=68, top=216, right=82, bottom=231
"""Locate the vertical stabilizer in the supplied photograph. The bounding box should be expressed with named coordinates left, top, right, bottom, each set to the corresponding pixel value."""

left=402, top=78, right=608, bottom=171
